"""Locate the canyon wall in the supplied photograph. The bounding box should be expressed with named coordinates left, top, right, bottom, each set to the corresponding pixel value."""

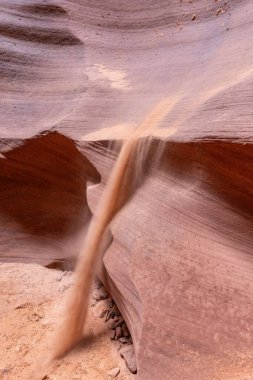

left=0, top=1, right=252, bottom=379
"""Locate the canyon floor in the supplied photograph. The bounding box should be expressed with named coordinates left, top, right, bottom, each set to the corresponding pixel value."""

left=0, top=263, right=135, bottom=380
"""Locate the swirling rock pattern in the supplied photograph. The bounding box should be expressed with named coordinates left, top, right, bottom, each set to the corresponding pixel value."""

left=0, top=1, right=252, bottom=379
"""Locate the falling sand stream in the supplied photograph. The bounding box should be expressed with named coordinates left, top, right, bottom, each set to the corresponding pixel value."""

left=51, top=97, right=178, bottom=361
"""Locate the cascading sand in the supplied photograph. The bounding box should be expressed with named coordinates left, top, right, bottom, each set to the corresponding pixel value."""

left=51, top=97, right=178, bottom=360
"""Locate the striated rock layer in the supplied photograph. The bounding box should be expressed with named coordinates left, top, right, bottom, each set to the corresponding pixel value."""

left=0, top=1, right=253, bottom=379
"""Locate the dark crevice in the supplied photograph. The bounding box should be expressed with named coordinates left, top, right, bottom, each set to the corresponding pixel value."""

left=0, top=23, right=82, bottom=46
left=21, top=4, right=68, bottom=17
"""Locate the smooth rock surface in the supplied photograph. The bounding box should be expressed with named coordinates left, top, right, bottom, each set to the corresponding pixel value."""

left=119, top=345, right=137, bottom=374
left=92, top=286, right=109, bottom=301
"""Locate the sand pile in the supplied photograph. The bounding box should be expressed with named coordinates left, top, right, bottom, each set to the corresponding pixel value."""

left=0, top=263, right=135, bottom=380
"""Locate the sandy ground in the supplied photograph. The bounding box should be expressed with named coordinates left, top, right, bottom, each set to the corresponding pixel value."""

left=0, top=263, right=135, bottom=380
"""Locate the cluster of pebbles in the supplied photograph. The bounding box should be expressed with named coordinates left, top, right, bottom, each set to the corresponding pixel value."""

left=92, top=279, right=137, bottom=377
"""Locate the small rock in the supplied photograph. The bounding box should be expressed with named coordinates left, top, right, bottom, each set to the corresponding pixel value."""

left=58, top=284, right=71, bottom=293
left=107, top=367, right=120, bottom=378
left=93, top=300, right=109, bottom=318
left=119, top=344, right=137, bottom=374
left=110, top=330, right=116, bottom=340
left=107, top=297, right=114, bottom=309
left=119, top=337, right=128, bottom=344
left=110, top=318, right=120, bottom=330
left=115, top=326, right=123, bottom=340
left=108, top=305, right=120, bottom=319
left=114, top=317, right=123, bottom=328
left=92, top=286, right=108, bottom=301
left=122, top=323, right=130, bottom=338
left=105, top=310, right=112, bottom=322
left=56, top=270, right=68, bottom=282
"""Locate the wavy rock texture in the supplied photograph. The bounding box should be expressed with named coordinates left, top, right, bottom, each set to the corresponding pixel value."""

left=0, top=1, right=253, bottom=379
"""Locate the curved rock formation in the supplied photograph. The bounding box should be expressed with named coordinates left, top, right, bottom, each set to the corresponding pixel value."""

left=0, top=1, right=252, bottom=379
left=0, top=132, right=100, bottom=268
